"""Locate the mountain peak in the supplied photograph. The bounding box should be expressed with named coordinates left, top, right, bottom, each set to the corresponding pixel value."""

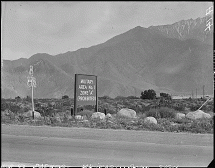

left=148, top=16, right=212, bottom=43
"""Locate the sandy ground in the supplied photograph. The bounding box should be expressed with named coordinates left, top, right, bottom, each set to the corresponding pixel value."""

left=1, top=124, right=213, bottom=167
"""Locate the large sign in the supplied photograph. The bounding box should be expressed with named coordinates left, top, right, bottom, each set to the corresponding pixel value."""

left=74, top=74, right=98, bottom=115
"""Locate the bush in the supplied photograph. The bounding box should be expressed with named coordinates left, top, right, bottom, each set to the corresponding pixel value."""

left=158, top=107, right=176, bottom=119
left=127, top=96, right=140, bottom=99
left=62, top=95, right=69, bottom=99
left=174, top=104, right=185, bottom=111
left=140, top=89, right=156, bottom=100
left=9, top=104, right=21, bottom=114
left=24, top=96, right=32, bottom=102
left=1, top=101, right=8, bottom=111
left=190, top=104, right=201, bottom=111
left=145, top=108, right=160, bottom=119
left=160, top=93, right=172, bottom=100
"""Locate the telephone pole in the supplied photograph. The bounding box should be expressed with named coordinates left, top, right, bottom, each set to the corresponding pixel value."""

left=196, top=88, right=197, bottom=99
left=203, top=85, right=205, bottom=98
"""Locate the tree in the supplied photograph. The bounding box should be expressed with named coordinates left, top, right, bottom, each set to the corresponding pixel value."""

left=160, top=92, right=172, bottom=100
left=15, top=96, right=22, bottom=102
left=62, top=95, right=69, bottom=99
left=140, top=89, right=156, bottom=100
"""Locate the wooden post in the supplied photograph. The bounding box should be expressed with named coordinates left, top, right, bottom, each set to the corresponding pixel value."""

left=95, top=75, right=98, bottom=112
left=74, top=74, right=77, bottom=116
left=32, top=85, right=34, bottom=119
left=198, top=97, right=211, bottom=110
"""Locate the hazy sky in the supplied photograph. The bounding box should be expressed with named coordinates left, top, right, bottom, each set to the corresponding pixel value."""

left=1, top=1, right=213, bottom=60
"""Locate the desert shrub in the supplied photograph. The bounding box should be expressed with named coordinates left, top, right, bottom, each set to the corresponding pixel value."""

left=172, top=117, right=191, bottom=124
left=190, top=103, right=201, bottom=111
left=78, top=110, right=94, bottom=119
left=62, top=95, right=69, bottom=99
left=158, top=118, right=179, bottom=132
left=141, top=121, right=163, bottom=132
left=105, top=108, right=116, bottom=114
left=173, top=103, right=185, bottom=111
left=137, top=113, right=147, bottom=120
left=89, top=118, right=107, bottom=129
left=145, top=108, right=160, bottom=119
left=176, top=118, right=213, bottom=133
left=127, top=104, right=137, bottom=112
left=24, top=96, right=32, bottom=103
left=158, top=107, right=176, bottom=119
left=99, top=95, right=112, bottom=100
left=127, top=96, right=140, bottom=99
left=1, top=101, right=8, bottom=111
left=189, top=118, right=213, bottom=133
left=115, top=96, right=126, bottom=100
left=8, top=104, right=21, bottom=114
left=160, top=93, right=172, bottom=100
left=122, top=99, right=131, bottom=107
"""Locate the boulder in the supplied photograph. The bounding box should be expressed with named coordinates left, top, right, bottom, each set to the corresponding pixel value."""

left=105, top=113, right=112, bottom=119
left=23, top=110, right=41, bottom=119
left=186, top=110, right=212, bottom=120
left=117, top=108, right=136, bottom=118
left=75, top=115, right=83, bottom=120
left=144, top=117, right=157, bottom=124
left=54, top=116, right=61, bottom=123
left=91, top=112, right=105, bottom=120
left=175, top=113, right=186, bottom=120
left=202, top=112, right=212, bottom=119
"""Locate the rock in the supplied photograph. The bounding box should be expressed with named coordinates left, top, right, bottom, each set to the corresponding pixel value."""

left=75, top=115, right=83, bottom=120
left=83, top=119, right=89, bottom=123
left=67, top=116, right=74, bottom=120
left=117, top=108, right=136, bottom=118
left=54, top=116, right=61, bottom=123
left=91, top=112, right=105, bottom=120
left=202, top=112, right=212, bottom=119
left=23, top=110, right=41, bottom=119
left=175, top=113, right=186, bottom=120
left=105, top=113, right=112, bottom=119
left=186, top=110, right=212, bottom=120
left=144, top=117, right=157, bottom=124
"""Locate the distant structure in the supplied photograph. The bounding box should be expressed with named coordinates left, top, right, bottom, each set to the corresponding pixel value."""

left=205, top=6, right=213, bottom=32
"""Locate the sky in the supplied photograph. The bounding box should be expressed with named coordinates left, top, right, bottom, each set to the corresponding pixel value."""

left=1, top=1, right=213, bottom=60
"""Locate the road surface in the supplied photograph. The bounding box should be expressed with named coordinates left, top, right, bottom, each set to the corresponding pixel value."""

left=1, top=124, right=213, bottom=167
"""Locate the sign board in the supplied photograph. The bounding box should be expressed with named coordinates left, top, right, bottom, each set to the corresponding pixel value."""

left=74, top=74, right=98, bottom=115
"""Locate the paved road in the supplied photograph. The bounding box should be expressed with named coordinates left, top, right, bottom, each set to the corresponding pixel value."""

left=1, top=124, right=213, bottom=167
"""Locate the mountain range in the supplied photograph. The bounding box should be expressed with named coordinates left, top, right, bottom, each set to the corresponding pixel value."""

left=1, top=16, right=213, bottom=99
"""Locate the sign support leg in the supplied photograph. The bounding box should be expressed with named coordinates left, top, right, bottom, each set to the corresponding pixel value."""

left=32, top=86, right=34, bottom=119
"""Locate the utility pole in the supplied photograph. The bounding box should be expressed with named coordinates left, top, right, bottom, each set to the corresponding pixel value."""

left=192, top=90, right=193, bottom=99
left=203, top=85, right=205, bottom=98
left=196, top=88, right=197, bottom=99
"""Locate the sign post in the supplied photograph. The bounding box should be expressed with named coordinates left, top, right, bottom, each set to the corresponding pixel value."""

left=27, top=65, right=36, bottom=119
left=74, top=74, right=97, bottom=116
